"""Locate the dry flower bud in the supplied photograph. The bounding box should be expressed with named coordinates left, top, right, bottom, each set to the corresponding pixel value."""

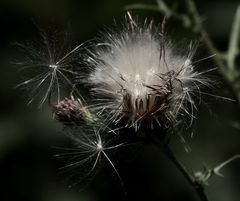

left=51, top=97, right=88, bottom=125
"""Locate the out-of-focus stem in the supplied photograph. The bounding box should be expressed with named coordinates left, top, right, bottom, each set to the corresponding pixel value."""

left=151, top=135, right=209, bottom=201
left=185, top=0, right=225, bottom=72
left=185, top=0, right=240, bottom=100
left=227, top=5, right=240, bottom=71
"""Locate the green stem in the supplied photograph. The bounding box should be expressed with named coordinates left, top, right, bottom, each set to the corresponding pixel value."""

left=151, top=135, right=209, bottom=201
left=227, top=5, right=240, bottom=71
left=185, top=0, right=240, bottom=100
left=185, top=0, right=225, bottom=72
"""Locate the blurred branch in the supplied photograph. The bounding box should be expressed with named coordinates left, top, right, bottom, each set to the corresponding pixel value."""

left=125, top=0, right=192, bottom=28
left=227, top=5, right=240, bottom=71
left=185, top=0, right=240, bottom=100
left=184, top=0, right=226, bottom=71
left=194, top=155, right=240, bottom=185
left=214, top=155, right=240, bottom=176
left=151, top=135, right=209, bottom=201
left=125, top=3, right=163, bottom=12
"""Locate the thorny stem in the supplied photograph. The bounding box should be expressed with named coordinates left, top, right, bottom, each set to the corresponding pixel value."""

left=151, top=135, right=209, bottom=201
left=227, top=5, right=240, bottom=71
left=184, top=0, right=225, bottom=72
left=185, top=0, right=240, bottom=100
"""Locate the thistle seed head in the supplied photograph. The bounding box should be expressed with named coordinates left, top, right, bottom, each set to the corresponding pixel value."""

left=86, top=15, right=211, bottom=130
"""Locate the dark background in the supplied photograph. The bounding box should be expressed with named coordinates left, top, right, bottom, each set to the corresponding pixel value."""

left=0, top=0, right=240, bottom=201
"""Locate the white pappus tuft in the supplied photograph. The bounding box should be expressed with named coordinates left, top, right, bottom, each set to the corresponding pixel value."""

left=55, top=126, right=126, bottom=190
left=86, top=13, right=212, bottom=130
left=15, top=29, right=84, bottom=107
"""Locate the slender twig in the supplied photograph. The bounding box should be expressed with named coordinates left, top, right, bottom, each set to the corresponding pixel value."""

left=125, top=0, right=191, bottom=28
left=184, top=0, right=225, bottom=72
left=151, top=135, right=209, bottom=201
left=125, top=4, right=163, bottom=12
left=227, top=5, right=240, bottom=71
left=214, top=154, right=240, bottom=176
left=163, top=145, right=209, bottom=201
left=185, top=0, right=240, bottom=99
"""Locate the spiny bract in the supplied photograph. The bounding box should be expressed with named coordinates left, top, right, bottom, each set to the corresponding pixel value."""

left=87, top=14, right=211, bottom=130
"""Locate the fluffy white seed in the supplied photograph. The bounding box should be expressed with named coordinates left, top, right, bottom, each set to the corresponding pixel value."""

left=87, top=15, right=210, bottom=130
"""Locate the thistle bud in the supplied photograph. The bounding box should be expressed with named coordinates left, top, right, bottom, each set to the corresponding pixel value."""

left=51, top=97, right=89, bottom=125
